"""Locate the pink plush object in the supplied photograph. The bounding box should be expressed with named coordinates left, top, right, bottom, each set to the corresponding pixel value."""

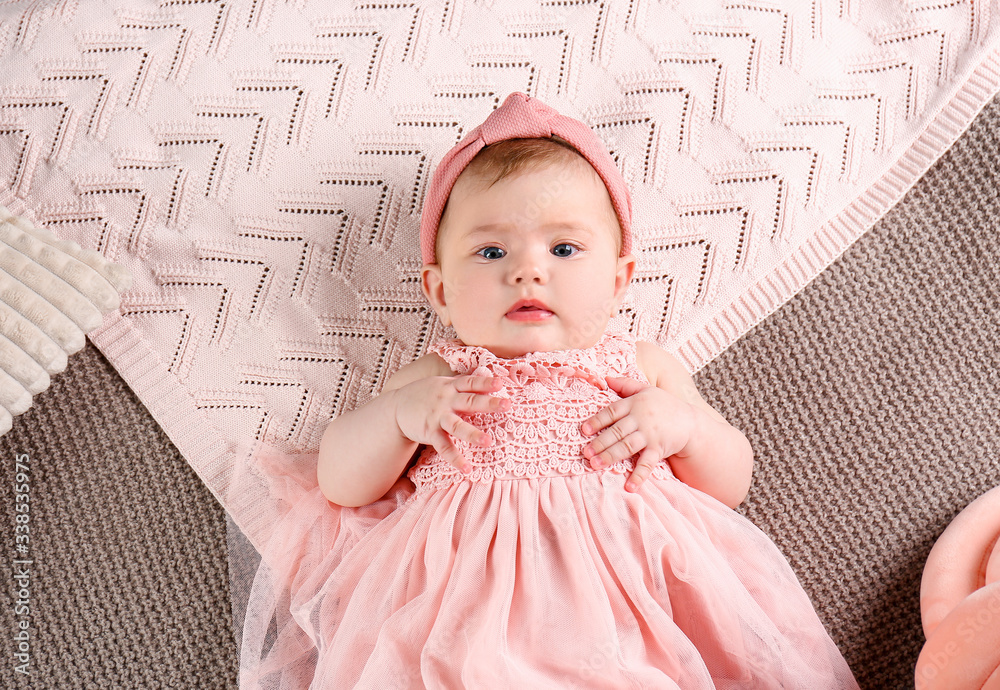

left=987, top=537, right=1000, bottom=585
left=419, top=91, right=633, bottom=265
left=920, top=485, right=1000, bottom=636
left=915, top=583, right=1000, bottom=688
left=916, top=485, right=1000, bottom=687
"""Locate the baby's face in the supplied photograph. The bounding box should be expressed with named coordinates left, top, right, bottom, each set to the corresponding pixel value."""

left=421, top=157, right=635, bottom=358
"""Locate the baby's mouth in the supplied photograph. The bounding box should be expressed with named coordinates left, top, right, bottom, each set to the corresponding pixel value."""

left=506, top=303, right=554, bottom=321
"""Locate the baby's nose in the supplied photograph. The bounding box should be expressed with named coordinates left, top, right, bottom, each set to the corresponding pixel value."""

left=514, top=269, right=543, bottom=283
left=509, top=254, right=547, bottom=284
left=513, top=269, right=545, bottom=284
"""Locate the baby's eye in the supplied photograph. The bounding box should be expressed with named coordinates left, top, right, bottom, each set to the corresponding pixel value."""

left=477, top=246, right=506, bottom=260
left=552, top=243, right=579, bottom=258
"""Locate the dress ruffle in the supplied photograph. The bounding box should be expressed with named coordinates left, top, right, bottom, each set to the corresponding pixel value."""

left=247, top=471, right=857, bottom=688
left=429, top=332, right=635, bottom=389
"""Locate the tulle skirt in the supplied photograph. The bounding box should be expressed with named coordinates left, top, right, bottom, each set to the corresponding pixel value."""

left=239, top=469, right=858, bottom=689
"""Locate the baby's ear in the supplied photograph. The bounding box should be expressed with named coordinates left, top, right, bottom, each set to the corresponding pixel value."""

left=420, top=263, right=451, bottom=326
left=613, top=253, right=637, bottom=308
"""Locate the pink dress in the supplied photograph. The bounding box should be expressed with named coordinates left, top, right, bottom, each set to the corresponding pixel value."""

left=240, top=333, right=859, bottom=689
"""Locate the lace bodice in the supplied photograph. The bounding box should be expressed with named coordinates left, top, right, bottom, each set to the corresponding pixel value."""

left=407, top=333, right=675, bottom=491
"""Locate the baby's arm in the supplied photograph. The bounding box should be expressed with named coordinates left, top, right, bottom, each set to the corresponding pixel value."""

left=581, top=341, right=753, bottom=509
left=317, top=354, right=509, bottom=507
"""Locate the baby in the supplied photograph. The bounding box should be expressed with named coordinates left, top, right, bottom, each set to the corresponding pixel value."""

left=318, top=117, right=752, bottom=513
left=294, top=93, right=859, bottom=688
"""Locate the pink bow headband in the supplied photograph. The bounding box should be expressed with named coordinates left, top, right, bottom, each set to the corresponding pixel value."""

left=419, top=92, right=633, bottom=265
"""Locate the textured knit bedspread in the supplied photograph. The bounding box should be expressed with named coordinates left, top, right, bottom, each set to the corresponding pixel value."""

left=1, top=0, right=998, bottom=611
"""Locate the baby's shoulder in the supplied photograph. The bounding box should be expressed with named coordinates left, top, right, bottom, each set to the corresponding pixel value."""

left=633, top=339, right=691, bottom=389
left=383, top=352, right=455, bottom=392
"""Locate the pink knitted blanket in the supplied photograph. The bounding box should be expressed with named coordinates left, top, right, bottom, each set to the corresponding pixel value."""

left=1, top=0, right=998, bottom=557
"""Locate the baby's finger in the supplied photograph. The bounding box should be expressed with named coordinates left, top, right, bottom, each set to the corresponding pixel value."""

left=451, top=391, right=510, bottom=415
left=454, top=375, right=503, bottom=393
left=581, top=398, right=629, bottom=437
left=441, top=412, right=488, bottom=443
left=625, top=449, right=659, bottom=492
left=583, top=418, right=640, bottom=468
left=432, top=432, right=470, bottom=473
left=450, top=415, right=494, bottom=449
left=605, top=376, right=647, bottom=398
left=450, top=377, right=509, bottom=414
left=589, top=432, right=644, bottom=470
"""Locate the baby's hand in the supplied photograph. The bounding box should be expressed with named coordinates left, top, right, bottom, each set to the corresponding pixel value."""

left=393, top=375, right=510, bottom=473
left=581, top=376, right=694, bottom=493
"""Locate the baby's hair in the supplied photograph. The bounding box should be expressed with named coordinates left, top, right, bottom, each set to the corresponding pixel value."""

left=462, top=135, right=581, bottom=189
left=437, top=135, right=623, bottom=257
